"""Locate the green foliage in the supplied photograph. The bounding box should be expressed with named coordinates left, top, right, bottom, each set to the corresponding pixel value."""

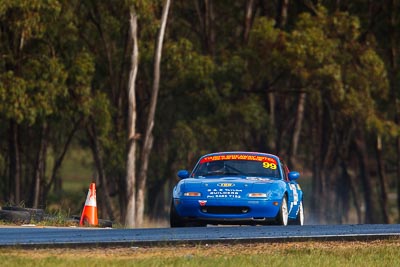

left=281, top=6, right=391, bottom=135
left=91, top=92, right=112, bottom=138
left=163, top=38, right=215, bottom=93
left=285, top=10, right=339, bottom=84
left=0, top=58, right=67, bottom=125
left=0, top=0, right=68, bottom=124
left=0, top=0, right=400, bottom=224
left=67, top=51, right=95, bottom=116
left=0, top=72, right=29, bottom=123
left=24, top=57, right=68, bottom=117
left=0, top=0, right=61, bottom=40
left=247, top=18, right=286, bottom=86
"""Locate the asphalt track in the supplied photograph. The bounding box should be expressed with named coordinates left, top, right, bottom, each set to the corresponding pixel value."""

left=0, top=224, right=400, bottom=248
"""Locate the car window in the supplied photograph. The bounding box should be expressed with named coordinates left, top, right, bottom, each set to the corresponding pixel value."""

left=279, top=160, right=289, bottom=181
left=192, top=159, right=281, bottom=179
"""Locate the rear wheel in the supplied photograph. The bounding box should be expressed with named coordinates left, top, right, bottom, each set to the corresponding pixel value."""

left=276, top=195, right=289, bottom=226
left=295, top=201, right=304, bottom=225
left=289, top=201, right=304, bottom=225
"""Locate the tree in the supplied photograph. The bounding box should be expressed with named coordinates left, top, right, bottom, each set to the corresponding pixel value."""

left=125, top=6, right=139, bottom=228
left=135, top=0, right=171, bottom=227
left=1, top=0, right=400, bottom=226
left=0, top=1, right=68, bottom=206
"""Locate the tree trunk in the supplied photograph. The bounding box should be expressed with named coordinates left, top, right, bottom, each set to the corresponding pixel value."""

left=243, top=0, right=255, bottom=44
left=43, top=118, right=81, bottom=198
left=86, top=121, right=115, bottom=221
left=340, top=160, right=362, bottom=223
left=33, top=123, right=48, bottom=208
left=311, top=103, right=333, bottom=223
left=125, top=6, right=139, bottom=228
left=136, top=0, right=171, bottom=227
left=288, top=92, right=306, bottom=168
left=310, top=105, right=322, bottom=223
left=319, top=108, right=330, bottom=223
left=205, top=0, right=215, bottom=56
left=195, top=0, right=215, bottom=55
left=8, top=120, right=21, bottom=204
left=270, top=0, right=289, bottom=154
left=88, top=2, right=117, bottom=103
left=150, top=147, right=177, bottom=220
left=267, top=93, right=276, bottom=152
left=397, top=132, right=400, bottom=222
left=387, top=0, right=400, bottom=223
left=374, top=135, right=389, bottom=223
left=276, top=0, right=289, bottom=29
left=354, top=131, right=380, bottom=223
left=334, top=121, right=361, bottom=224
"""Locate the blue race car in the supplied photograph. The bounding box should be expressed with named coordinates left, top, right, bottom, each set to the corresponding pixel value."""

left=170, top=151, right=304, bottom=227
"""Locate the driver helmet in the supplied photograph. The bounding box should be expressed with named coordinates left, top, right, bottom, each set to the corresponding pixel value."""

left=207, top=161, right=225, bottom=173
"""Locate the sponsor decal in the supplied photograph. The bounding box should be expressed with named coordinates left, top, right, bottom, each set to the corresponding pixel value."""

left=206, top=188, right=243, bottom=199
left=198, top=200, right=207, bottom=206
left=200, top=154, right=277, bottom=164
left=262, top=162, right=277, bottom=170
left=217, top=183, right=234, bottom=187
left=289, top=184, right=299, bottom=205
left=246, top=177, right=272, bottom=182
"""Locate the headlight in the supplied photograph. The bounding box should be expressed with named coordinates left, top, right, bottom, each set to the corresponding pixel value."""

left=248, top=193, right=268, bottom=198
left=184, top=192, right=201, bottom=197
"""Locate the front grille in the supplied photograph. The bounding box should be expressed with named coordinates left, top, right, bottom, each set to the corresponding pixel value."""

left=200, top=206, right=250, bottom=214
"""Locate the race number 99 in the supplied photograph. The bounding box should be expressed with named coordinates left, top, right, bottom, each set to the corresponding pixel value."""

left=263, top=162, right=277, bottom=169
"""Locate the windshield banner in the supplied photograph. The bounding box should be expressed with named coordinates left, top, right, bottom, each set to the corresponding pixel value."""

left=200, top=154, right=276, bottom=164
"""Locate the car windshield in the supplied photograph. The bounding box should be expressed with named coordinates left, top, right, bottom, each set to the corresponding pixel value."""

left=192, top=159, right=281, bottom=179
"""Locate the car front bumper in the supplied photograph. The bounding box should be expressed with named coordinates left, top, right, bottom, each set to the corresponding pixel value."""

left=173, top=198, right=282, bottom=223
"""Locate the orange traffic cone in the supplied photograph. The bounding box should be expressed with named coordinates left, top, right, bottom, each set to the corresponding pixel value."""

left=80, top=183, right=98, bottom=226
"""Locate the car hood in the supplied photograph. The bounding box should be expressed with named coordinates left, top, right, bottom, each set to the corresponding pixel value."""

left=199, top=176, right=276, bottom=187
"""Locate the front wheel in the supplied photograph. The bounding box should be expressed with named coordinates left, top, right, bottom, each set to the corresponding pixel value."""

left=276, top=195, right=289, bottom=226
left=170, top=200, right=186, bottom=227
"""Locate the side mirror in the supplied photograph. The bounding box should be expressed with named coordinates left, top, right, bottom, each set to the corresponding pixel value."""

left=288, top=171, right=300, bottom=181
left=177, top=170, right=190, bottom=179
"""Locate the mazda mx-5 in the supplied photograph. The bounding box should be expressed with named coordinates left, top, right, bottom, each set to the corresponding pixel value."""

left=170, top=151, right=304, bottom=227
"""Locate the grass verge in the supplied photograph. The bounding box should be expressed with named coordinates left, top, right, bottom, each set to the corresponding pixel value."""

left=0, top=240, right=399, bottom=266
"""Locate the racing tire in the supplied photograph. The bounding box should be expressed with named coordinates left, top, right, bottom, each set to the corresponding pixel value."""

left=170, top=200, right=186, bottom=227
left=99, top=219, right=113, bottom=228
left=291, top=201, right=304, bottom=225
left=1, top=207, right=45, bottom=222
left=0, top=210, right=31, bottom=223
left=276, top=195, right=289, bottom=226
